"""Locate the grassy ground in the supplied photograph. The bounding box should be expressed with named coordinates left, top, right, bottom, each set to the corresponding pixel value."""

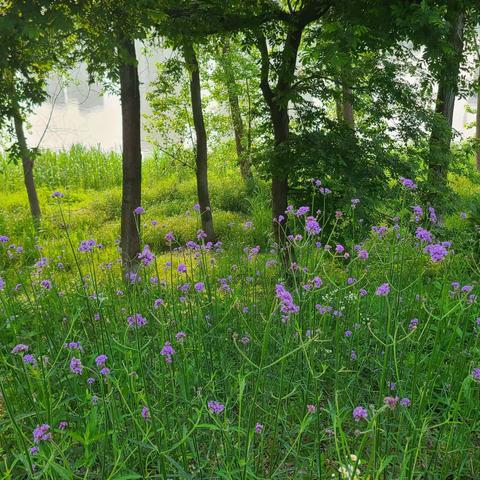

left=0, top=146, right=479, bottom=478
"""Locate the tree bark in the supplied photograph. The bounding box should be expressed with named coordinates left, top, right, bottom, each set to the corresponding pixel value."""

left=119, top=38, right=142, bottom=272
left=220, top=43, right=252, bottom=181
left=476, top=68, right=480, bottom=171
left=183, top=41, right=216, bottom=242
left=427, top=1, right=465, bottom=201
left=12, top=105, right=41, bottom=228
left=342, top=82, right=354, bottom=128
left=256, top=27, right=303, bottom=268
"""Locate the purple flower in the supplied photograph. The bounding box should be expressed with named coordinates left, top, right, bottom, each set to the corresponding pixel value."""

left=208, top=401, right=225, bottom=414
left=23, top=354, right=36, bottom=365
left=415, top=227, right=432, bottom=243
left=307, top=404, right=317, bottom=413
left=30, top=446, right=39, bottom=455
left=64, top=341, right=83, bottom=351
left=78, top=239, right=97, bottom=252
left=384, top=396, right=399, bottom=410
left=40, top=279, right=52, bottom=290
left=194, top=282, right=205, bottom=292
left=345, top=330, right=352, bottom=337
left=353, top=406, right=368, bottom=422
left=296, top=206, right=309, bottom=217
left=399, top=177, right=417, bottom=190
left=138, top=245, right=155, bottom=266
left=95, top=355, right=108, bottom=367
left=164, top=232, right=175, bottom=245
left=335, top=244, right=345, bottom=254
left=141, top=406, right=150, bottom=419
left=412, top=205, right=423, bottom=222
left=11, top=344, right=29, bottom=354
left=100, top=367, right=110, bottom=376
left=358, top=249, right=368, bottom=260
left=409, top=318, right=419, bottom=331
left=350, top=350, right=357, bottom=361
left=400, top=398, right=411, bottom=407
left=58, top=421, right=68, bottom=430
left=33, top=424, right=52, bottom=443
left=305, top=216, right=321, bottom=235
left=70, top=357, right=83, bottom=375
left=375, top=283, right=390, bottom=296
left=154, top=298, right=164, bottom=309
left=424, top=243, right=448, bottom=263
left=359, top=288, right=368, bottom=297
left=176, top=331, right=186, bottom=342
left=428, top=206, right=437, bottom=224
left=472, top=368, right=480, bottom=381
left=160, top=341, right=176, bottom=363
left=255, top=423, right=264, bottom=433
left=275, top=284, right=299, bottom=321
left=351, top=198, right=360, bottom=207
left=127, top=313, right=147, bottom=328
left=177, top=263, right=187, bottom=273
left=372, top=226, right=388, bottom=238
left=50, top=191, right=64, bottom=198
left=134, top=206, right=145, bottom=215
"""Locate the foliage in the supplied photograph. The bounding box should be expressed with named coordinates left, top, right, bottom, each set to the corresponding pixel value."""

left=0, top=177, right=479, bottom=478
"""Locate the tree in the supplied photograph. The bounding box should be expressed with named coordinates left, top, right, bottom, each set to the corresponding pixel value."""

left=219, top=41, right=252, bottom=180
left=252, top=1, right=331, bottom=264
left=119, top=39, right=142, bottom=268
left=76, top=0, right=149, bottom=272
left=476, top=65, right=480, bottom=171
left=427, top=0, right=466, bottom=204
left=0, top=0, right=73, bottom=229
left=182, top=41, right=216, bottom=241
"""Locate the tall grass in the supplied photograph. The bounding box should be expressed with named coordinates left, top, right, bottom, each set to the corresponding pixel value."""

left=0, top=184, right=479, bottom=478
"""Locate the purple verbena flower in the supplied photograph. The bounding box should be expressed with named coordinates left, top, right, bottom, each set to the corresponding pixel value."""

left=70, top=357, right=83, bottom=375
left=33, top=424, right=52, bottom=443
left=208, top=401, right=225, bottom=414
left=160, top=341, right=176, bottom=363
left=127, top=313, right=147, bottom=328
left=95, top=355, right=108, bottom=367
left=353, top=406, right=368, bottom=422
left=11, top=344, right=29, bottom=354
left=375, top=283, right=390, bottom=296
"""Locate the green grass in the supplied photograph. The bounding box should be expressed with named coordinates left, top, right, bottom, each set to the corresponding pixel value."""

left=0, top=146, right=479, bottom=478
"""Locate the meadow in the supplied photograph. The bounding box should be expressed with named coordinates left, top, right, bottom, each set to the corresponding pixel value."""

left=0, top=146, right=480, bottom=479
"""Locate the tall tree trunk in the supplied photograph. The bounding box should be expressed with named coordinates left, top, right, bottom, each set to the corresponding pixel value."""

left=256, top=28, right=303, bottom=268
left=476, top=68, right=480, bottom=171
left=183, top=41, right=216, bottom=242
left=119, top=38, right=142, bottom=272
left=427, top=1, right=465, bottom=203
left=12, top=104, right=41, bottom=228
left=220, top=43, right=252, bottom=181
left=342, top=82, right=354, bottom=128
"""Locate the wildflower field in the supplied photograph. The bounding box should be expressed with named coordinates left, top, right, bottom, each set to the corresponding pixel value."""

left=0, top=149, right=479, bottom=479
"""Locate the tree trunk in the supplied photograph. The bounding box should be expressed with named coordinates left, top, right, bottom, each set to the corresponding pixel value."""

left=119, top=38, right=142, bottom=272
left=220, top=43, right=252, bottom=181
left=427, top=2, right=465, bottom=202
left=342, top=83, right=354, bottom=128
left=183, top=41, right=216, bottom=242
left=256, top=28, right=303, bottom=268
left=12, top=106, right=41, bottom=228
left=476, top=68, right=480, bottom=171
